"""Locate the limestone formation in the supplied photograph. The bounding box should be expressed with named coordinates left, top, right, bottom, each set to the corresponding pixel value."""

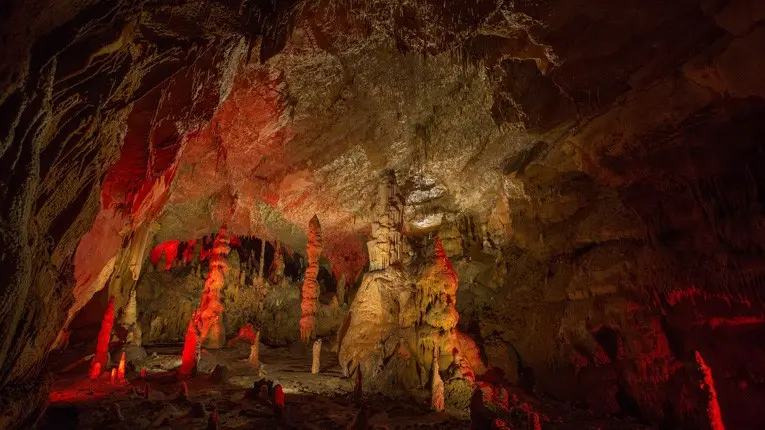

left=249, top=331, right=260, bottom=367
left=117, top=352, right=126, bottom=382
left=270, top=242, right=285, bottom=284
left=367, top=171, right=407, bottom=271
left=339, top=236, right=480, bottom=404
left=312, top=339, right=322, bottom=374
left=300, top=215, right=323, bottom=342
left=199, top=227, right=230, bottom=349
left=5, top=0, right=765, bottom=427
left=89, top=297, right=115, bottom=379
left=273, top=384, right=285, bottom=419
left=178, top=310, right=203, bottom=380
left=431, top=346, right=445, bottom=412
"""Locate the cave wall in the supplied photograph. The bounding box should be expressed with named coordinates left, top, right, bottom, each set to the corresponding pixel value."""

left=0, top=1, right=302, bottom=426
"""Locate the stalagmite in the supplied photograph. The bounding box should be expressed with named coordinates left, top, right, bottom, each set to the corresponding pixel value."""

left=312, top=339, right=322, bottom=374
left=140, top=368, right=147, bottom=378
left=695, top=351, right=725, bottom=430
left=431, top=346, right=445, bottom=411
left=249, top=331, right=260, bottom=366
left=117, top=351, right=126, bottom=381
left=89, top=296, right=115, bottom=379
left=270, top=242, right=284, bottom=284
left=273, top=384, right=285, bottom=419
left=110, top=368, right=117, bottom=384
left=179, top=381, right=189, bottom=401
left=178, top=310, right=203, bottom=379
left=120, top=289, right=142, bottom=345
left=258, top=238, right=266, bottom=282
left=199, top=227, right=230, bottom=349
left=337, top=273, right=346, bottom=305
left=367, top=171, right=407, bottom=271
left=300, top=215, right=322, bottom=342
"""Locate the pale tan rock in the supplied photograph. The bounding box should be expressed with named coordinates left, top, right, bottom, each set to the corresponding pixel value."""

left=312, top=339, right=322, bottom=374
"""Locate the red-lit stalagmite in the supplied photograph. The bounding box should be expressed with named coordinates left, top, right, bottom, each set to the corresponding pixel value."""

left=199, top=227, right=230, bottom=349
left=117, top=351, right=126, bottom=381
left=299, top=215, right=322, bottom=342
left=178, top=310, right=203, bottom=379
left=89, top=296, right=115, bottom=379
left=695, top=351, right=725, bottom=430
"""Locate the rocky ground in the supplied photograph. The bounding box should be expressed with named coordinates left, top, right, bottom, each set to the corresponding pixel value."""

left=41, top=343, right=651, bottom=429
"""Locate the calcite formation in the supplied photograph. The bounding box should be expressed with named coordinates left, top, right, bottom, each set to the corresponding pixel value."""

left=89, top=297, right=115, bottom=379
left=311, top=339, right=322, bottom=374
left=367, top=171, right=408, bottom=271
left=4, top=0, right=765, bottom=427
left=431, top=346, right=445, bottom=412
left=339, top=233, right=481, bottom=406
left=178, top=310, right=203, bottom=380
left=199, top=228, right=230, bottom=349
left=300, top=215, right=323, bottom=342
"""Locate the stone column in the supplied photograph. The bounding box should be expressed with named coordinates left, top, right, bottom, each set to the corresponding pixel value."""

left=299, top=215, right=322, bottom=342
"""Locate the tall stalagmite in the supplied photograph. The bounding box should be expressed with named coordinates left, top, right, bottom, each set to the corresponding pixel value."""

left=300, top=215, right=322, bottom=342
left=199, top=227, right=230, bottom=349
left=89, top=296, right=115, bottom=379
left=178, top=310, right=203, bottom=379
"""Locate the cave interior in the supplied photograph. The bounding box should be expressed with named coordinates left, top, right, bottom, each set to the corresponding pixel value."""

left=2, top=0, right=765, bottom=429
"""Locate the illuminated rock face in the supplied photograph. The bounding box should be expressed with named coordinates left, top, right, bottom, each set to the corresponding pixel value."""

left=300, top=215, right=323, bottom=342
left=199, top=228, right=230, bottom=349
left=339, top=233, right=482, bottom=403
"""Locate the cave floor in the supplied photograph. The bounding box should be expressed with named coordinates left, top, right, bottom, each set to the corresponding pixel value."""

left=40, top=343, right=652, bottom=429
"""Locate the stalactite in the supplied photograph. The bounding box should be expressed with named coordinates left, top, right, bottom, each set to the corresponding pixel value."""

left=300, top=215, right=322, bottom=342
left=89, top=296, right=115, bottom=379
left=199, top=227, right=230, bottom=349
left=695, top=351, right=725, bottom=430
left=312, top=339, right=322, bottom=374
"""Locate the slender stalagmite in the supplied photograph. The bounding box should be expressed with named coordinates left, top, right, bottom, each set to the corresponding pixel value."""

left=199, top=227, right=230, bottom=349
left=89, top=296, right=115, bottom=379
left=249, top=331, right=260, bottom=366
left=312, top=339, right=322, bottom=374
left=431, top=346, right=445, bottom=411
left=117, top=351, right=126, bottom=381
left=258, top=239, right=266, bottom=282
left=300, top=215, right=322, bottom=342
